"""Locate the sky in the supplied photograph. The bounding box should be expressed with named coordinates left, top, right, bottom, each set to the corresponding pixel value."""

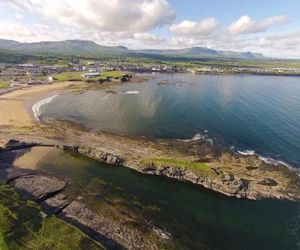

left=0, top=0, right=300, bottom=58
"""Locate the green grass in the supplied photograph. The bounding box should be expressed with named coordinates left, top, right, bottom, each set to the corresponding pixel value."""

left=53, top=71, right=127, bottom=82
left=53, top=71, right=106, bottom=82
left=0, top=185, right=104, bottom=250
left=29, top=59, right=69, bottom=68
left=53, top=72, right=85, bottom=82
left=144, top=158, right=210, bottom=171
left=101, top=71, right=127, bottom=79
left=0, top=82, right=10, bottom=89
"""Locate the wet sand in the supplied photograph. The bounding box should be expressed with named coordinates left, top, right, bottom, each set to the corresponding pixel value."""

left=0, top=82, right=72, bottom=127
left=13, top=146, right=56, bottom=169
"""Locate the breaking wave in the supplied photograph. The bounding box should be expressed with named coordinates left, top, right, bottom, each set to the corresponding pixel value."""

left=178, top=133, right=213, bottom=144
left=32, top=95, right=58, bottom=122
left=237, top=150, right=256, bottom=156
left=180, top=133, right=297, bottom=173
left=124, top=90, right=140, bottom=95
left=237, top=149, right=296, bottom=171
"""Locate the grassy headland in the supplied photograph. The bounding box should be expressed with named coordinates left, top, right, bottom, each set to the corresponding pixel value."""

left=0, top=185, right=104, bottom=249
left=144, top=158, right=210, bottom=172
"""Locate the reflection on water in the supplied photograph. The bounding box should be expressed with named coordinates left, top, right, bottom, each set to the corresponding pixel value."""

left=41, top=73, right=300, bottom=167
left=36, top=149, right=300, bottom=250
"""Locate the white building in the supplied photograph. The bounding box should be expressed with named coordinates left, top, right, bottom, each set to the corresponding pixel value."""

left=81, top=72, right=101, bottom=78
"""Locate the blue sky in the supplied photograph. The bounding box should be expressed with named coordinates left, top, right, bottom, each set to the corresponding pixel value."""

left=171, top=0, right=300, bottom=23
left=0, top=0, right=300, bottom=58
left=159, top=0, right=300, bottom=35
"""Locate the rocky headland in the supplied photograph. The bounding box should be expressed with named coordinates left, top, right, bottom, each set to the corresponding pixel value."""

left=1, top=119, right=299, bottom=202
left=0, top=81, right=299, bottom=249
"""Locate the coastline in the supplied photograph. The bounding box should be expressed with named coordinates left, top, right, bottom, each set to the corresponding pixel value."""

left=0, top=81, right=72, bottom=128
left=0, top=81, right=299, bottom=201
left=29, top=88, right=300, bottom=178
left=32, top=94, right=59, bottom=121
left=0, top=80, right=299, bottom=248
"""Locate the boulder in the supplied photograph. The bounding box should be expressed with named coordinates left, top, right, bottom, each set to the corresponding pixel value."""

left=10, top=175, right=66, bottom=201
left=42, top=193, right=70, bottom=214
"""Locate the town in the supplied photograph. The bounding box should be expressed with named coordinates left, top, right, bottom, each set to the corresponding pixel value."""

left=1, top=58, right=300, bottom=95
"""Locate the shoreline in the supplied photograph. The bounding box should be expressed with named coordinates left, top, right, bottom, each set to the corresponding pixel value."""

left=32, top=94, right=59, bottom=121
left=0, top=80, right=299, bottom=201
left=0, top=81, right=72, bottom=128
left=31, top=93, right=300, bottom=175
left=1, top=79, right=299, bottom=248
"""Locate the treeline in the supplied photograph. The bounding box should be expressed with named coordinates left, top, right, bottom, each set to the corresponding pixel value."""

left=0, top=50, right=39, bottom=63
left=0, top=49, right=122, bottom=64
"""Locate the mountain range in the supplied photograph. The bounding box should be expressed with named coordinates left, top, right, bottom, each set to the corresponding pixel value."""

left=0, top=39, right=265, bottom=60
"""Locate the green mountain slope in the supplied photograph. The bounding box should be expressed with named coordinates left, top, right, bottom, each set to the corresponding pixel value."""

left=0, top=39, right=264, bottom=60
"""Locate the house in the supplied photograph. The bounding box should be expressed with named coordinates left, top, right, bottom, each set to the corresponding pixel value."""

left=81, top=72, right=101, bottom=78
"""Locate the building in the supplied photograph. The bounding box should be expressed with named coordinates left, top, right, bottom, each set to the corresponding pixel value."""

left=81, top=72, right=101, bottom=78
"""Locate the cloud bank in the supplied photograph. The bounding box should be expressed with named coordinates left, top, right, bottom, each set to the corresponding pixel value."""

left=0, top=0, right=298, bottom=58
left=228, top=15, right=288, bottom=35
left=1, top=0, right=175, bottom=36
left=170, top=18, right=218, bottom=36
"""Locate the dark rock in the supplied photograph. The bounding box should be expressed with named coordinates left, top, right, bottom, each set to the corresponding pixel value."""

left=3, top=139, right=37, bottom=151
left=211, top=167, right=221, bottom=175
left=245, top=166, right=258, bottom=171
left=141, top=166, right=157, bottom=174
left=62, top=144, right=79, bottom=153
left=60, top=201, right=159, bottom=249
left=42, top=193, right=70, bottom=214
left=10, top=175, right=67, bottom=201
left=223, top=173, right=234, bottom=182
left=76, top=147, right=123, bottom=165
left=258, top=178, right=278, bottom=186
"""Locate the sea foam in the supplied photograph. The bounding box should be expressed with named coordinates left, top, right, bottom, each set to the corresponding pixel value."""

left=178, top=133, right=213, bottom=144
left=125, top=90, right=140, bottom=94
left=180, top=133, right=295, bottom=170
left=237, top=150, right=256, bottom=156
left=237, top=149, right=294, bottom=169
left=32, top=95, right=58, bottom=122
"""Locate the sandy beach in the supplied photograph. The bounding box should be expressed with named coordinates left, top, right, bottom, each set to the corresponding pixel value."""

left=0, top=75, right=148, bottom=128
left=0, top=82, right=71, bottom=127
left=0, top=79, right=299, bottom=202
left=13, top=146, right=57, bottom=169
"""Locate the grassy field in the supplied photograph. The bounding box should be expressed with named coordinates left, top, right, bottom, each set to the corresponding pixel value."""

left=53, top=71, right=127, bottom=82
left=101, top=71, right=128, bottom=78
left=144, top=158, right=210, bottom=171
left=125, top=56, right=300, bottom=70
left=53, top=72, right=90, bottom=82
left=0, top=82, right=10, bottom=89
left=0, top=185, right=104, bottom=250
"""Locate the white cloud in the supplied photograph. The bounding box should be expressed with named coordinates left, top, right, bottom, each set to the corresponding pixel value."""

left=0, top=0, right=299, bottom=58
left=1, top=0, right=175, bottom=37
left=0, top=21, right=75, bottom=42
left=228, top=15, right=288, bottom=35
left=170, top=18, right=218, bottom=36
left=14, top=13, right=24, bottom=20
left=133, top=33, right=165, bottom=45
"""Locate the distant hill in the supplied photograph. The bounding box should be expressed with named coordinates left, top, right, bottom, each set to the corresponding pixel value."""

left=0, top=39, right=129, bottom=57
left=0, top=39, right=264, bottom=60
left=135, top=47, right=264, bottom=59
